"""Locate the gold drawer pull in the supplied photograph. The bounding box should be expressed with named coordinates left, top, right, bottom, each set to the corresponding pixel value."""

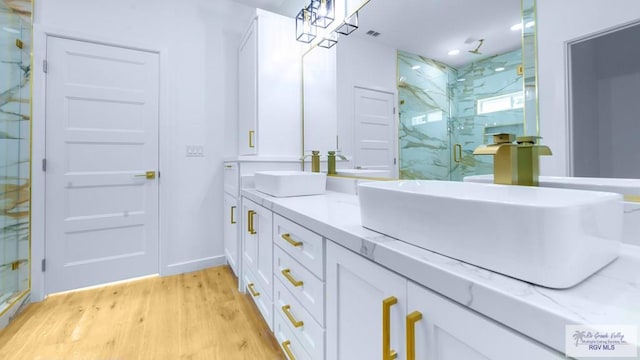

left=406, top=311, right=423, bottom=360
left=383, top=296, right=398, bottom=360
left=247, top=210, right=257, bottom=234
left=247, top=283, right=260, bottom=297
left=249, top=130, right=255, bottom=148
left=282, top=340, right=296, bottom=360
left=230, top=206, right=236, bottom=224
left=282, top=305, right=304, bottom=328
left=281, top=269, right=303, bottom=287
left=281, top=233, right=302, bottom=247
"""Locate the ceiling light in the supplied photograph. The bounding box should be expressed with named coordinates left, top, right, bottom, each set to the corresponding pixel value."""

left=311, top=0, right=335, bottom=29
left=412, top=65, right=421, bottom=70
left=295, top=6, right=316, bottom=43
left=510, top=23, right=523, bottom=31
left=457, top=78, right=466, bottom=82
left=318, top=32, right=338, bottom=49
left=495, top=67, right=505, bottom=72
left=336, top=11, right=358, bottom=36
left=448, top=49, right=460, bottom=56
left=525, top=21, right=535, bottom=28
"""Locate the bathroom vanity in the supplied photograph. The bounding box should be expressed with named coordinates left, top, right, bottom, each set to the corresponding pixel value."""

left=235, top=185, right=640, bottom=359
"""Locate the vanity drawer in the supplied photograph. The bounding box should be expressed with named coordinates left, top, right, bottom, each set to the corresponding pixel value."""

left=275, top=275, right=325, bottom=360
left=274, top=246, right=325, bottom=325
left=242, top=264, right=273, bottom=331
left=274, top=311, right=312, bottom=360
left=274, top=214, right=324, bottom=279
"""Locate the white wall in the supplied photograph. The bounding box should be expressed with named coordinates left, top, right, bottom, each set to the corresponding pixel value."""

left=335, top=35, right=396, bottom=161
left=31, top=0, right=254, bottom=300
left=537, top=0, right=640, bottom=175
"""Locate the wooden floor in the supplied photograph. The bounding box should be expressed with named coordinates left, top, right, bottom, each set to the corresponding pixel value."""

left=0, top=266, right=285, bottom=359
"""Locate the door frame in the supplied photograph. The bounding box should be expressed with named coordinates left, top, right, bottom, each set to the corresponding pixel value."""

left=31, top=25, right=171, bottom=301
left=352, top=85, right=399, bottom=178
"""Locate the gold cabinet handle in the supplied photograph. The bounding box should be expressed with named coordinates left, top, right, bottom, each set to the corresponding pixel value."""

left=281, top=269, right=303, bottom=287
left=230, top=206, right=236, bottom=224
left=282, top=340, right=296, bottom=360
left=247, top=210, right=257, bottom=234
left=454, top=144, right=462, bottom=163
left=383, top=296, right=398, bottom=360
left=247, top=283, right=260, bottom=297
left=282, top=305, right=304, bottom=328
left=406, top=311, right=423, bottom=360
left=281, top=233, right=302, bottom=247
left=249, top=130, right=255, bottom=148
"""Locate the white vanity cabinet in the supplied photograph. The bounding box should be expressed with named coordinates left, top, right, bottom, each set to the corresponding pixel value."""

left=238, top=9, right=301, bottom=157
left=326, top=241, right=562, bottom=360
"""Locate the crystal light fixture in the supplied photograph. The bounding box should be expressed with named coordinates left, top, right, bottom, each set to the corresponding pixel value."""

left=336, top=11, right=358, bottom=35
left=318, top=31, right=338, bottom=49
left=311, top=0, right=335, bottom=28
left=296, top=5, right=316, bottom=43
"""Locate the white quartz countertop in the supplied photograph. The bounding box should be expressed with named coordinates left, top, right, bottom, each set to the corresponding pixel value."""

left=241, top=189, right=640, bottom=354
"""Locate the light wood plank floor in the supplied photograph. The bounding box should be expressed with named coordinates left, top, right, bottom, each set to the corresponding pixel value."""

left=0, top=266, right=285, bottom=359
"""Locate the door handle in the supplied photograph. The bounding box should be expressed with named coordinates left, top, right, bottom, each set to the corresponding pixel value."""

left=134, top=171, right=156, bottom=179
left=282, top=305, right=304, bottom=328
left=281, top=269, right=303, bottom=287
left=406, top=311, right=423, bottom=360
left=281, top=233, right=302, bottom=247
left=383, top=296, right=398, bottom=360
left=247, top=282, right=260, bottom=297
left=282, top=340, right=296, bottom=360
left=453, top=144, right=462, bottom=163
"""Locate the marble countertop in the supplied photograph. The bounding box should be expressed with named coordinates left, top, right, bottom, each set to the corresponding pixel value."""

left=241, top=188, right=640, bottom=354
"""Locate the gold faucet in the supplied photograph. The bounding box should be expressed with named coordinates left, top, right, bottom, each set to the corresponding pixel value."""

left=515, top=136, right=552, bottom=186
left=301, top=150, right=321, bottom=172
left=473, top=133, right=552, bottom=186
left=327, top=151, right=347, bottom=175
left=473, top=133, right=518, bottom=185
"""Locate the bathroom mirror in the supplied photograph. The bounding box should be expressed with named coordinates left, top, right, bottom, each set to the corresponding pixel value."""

left=302, top=0, right=539, bottom=180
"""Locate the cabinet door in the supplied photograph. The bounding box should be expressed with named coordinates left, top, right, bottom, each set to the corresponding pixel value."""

left=407, top=282, right=562, bottom=360
left=223, top=193, right=238, bottom=276
left=326, top=241, right=407, bottom=360
left=238, top=19, right=257, bottom=155
left=242, top=198, right=273, bottom=299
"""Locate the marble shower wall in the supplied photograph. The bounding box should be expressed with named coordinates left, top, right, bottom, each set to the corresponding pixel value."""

left=398, top=49, right=524, bottom=180
left=0, top=0, right=31, bottom=309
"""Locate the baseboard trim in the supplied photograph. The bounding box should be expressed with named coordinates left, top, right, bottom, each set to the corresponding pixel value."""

left=163, top=255, right=226, bottom=276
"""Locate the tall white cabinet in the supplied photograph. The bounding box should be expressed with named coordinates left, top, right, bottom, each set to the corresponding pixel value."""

left=238, top=9, right=301, bottom=157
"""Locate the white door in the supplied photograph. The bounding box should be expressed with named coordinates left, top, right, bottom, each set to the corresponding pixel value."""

left=354, top=87, right=396, bottom=176
left=238, top=19, right=257, bottom=155
left=45, top=37, right=160, bottom=294
left=326, top=241, right=407, bottom=360
left=242, top=198, right=273, bottom=298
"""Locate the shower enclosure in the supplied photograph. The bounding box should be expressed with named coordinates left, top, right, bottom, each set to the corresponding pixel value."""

left=398, top=49, right=526, bottom=181
left=0, top=0, right=31, bottom=320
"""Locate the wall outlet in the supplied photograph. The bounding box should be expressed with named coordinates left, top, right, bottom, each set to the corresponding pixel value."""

left=186, top=145, right=204, bottom=157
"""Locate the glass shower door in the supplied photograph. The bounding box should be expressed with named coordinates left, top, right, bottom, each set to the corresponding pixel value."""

left=1, top=1, right=31, bottom=316
left=398, top=51, right=454, bottom=180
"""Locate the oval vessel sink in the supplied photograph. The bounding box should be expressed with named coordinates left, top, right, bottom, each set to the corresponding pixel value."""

left=358, top=180, right=623, bottom=288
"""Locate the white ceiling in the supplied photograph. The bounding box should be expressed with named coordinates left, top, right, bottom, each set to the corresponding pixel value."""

left=230, top=0, right=306, bottom=17
left=353, top=0, right=524, bottom=68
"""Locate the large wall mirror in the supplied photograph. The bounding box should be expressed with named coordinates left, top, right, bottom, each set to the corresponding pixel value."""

left=302, top=0, right=538, bottom=180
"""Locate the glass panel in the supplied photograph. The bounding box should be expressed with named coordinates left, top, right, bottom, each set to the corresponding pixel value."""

left=0, top=0, right=31, bottom=316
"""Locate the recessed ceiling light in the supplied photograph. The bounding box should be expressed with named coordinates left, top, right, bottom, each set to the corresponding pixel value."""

left=412, top=65, right=421, bottom=70
left=457, top=78, right=466, bottom=82
left=525, top=21, right=535, bottom=28
left=2, top=27, right=20, bottom=34
left=495, top=67, right=505, bottom=72
left=447, top=49, right=460, bottom=56
left=510, top=23, right=523, bottom=31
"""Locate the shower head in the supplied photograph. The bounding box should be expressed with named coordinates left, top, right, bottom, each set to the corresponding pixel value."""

left=469, top=39, right=484, bottom=54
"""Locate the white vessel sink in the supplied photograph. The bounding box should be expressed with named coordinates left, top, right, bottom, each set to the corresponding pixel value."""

left=464, top=175, right=640, bottom=245
left=255, top=171, right=326, bottom=197
left=358, top=180, right=623, bottom=288
left=335, top=169, right=391, bottom=178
